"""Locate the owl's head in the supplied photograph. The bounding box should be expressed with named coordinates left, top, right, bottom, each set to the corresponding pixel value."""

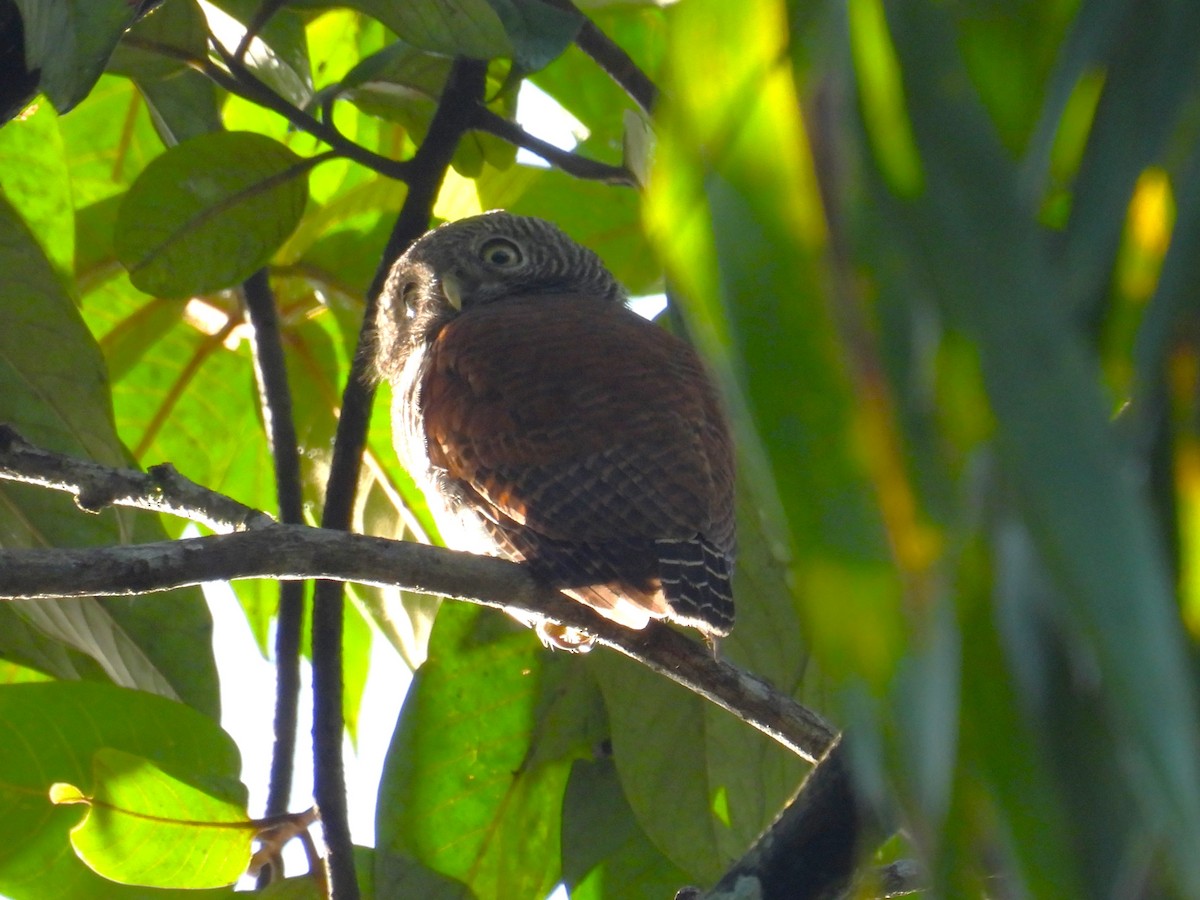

left=372, top=211, right=626, bottom=381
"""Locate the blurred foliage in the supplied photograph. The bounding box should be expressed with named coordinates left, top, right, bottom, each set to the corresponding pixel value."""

left=1, top=0, right=1200, bottom=897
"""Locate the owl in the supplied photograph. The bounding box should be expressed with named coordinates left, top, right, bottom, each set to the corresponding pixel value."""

left=372, top=211, right=735, bottom=650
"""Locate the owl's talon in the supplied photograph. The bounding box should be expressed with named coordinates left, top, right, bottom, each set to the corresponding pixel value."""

left=536, top=622, right=595, bottom=653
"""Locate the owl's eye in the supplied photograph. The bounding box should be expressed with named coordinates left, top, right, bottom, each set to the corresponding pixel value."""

left=479, top=237, right=524, bottom=268
left=399, top=281, right=419, bottom=318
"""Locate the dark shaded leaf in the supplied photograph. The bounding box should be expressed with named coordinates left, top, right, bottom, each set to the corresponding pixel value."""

left=14, top=0, right=138, bottom=112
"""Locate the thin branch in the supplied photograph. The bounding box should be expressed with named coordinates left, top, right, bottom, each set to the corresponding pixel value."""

left=376, top=59, right=492, bottom=284
left=470, top=106, right=638, bottom=186
left=120, top=37, right=412, bottom=181
left=122, top=35, right=645, bottom=192
left=0, top=431, right=837, bottom=764
left=540, top=0, right=658, bottom=113
left=241, top=269, right=307, bottom=881
left=0, top=425, right=271, bottom=532
left=576, top=19, right=658, bottom=114
left=308, top=57, right=489, bottom=900
left=212, top=40, right=415, bottom=182
left=232, top=0, right=289, bottom=63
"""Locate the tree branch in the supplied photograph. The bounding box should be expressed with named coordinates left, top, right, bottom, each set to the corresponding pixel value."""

left=306, top=57, right=490, bottom=900
left=241, top=269, right=307, bottom=884
left=0, top=425, right=271, bottom=532
left=120, top=36, right=412, bottom=181
left=576, top=19, right=658, bottom=114
left=0, top=429, right=836, bottom=764
left=469, top=106, right=637, bottom=186
left=0, top=428, right=870, bottom=896
left=540, top=0, right=658, bottom=113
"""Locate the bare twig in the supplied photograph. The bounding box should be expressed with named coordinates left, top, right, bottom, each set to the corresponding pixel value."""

left=0, top=425, right=271, bottom=532
left=576, top=19, right=658, bottom=113
left=248, top=806, right=320, bottom=887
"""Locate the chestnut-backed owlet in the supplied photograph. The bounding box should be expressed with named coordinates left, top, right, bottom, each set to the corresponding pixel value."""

left=372, top=211, right=735, bottom=650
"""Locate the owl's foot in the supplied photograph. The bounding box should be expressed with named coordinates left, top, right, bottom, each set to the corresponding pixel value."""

left=536, top=621, right=595, bottom=652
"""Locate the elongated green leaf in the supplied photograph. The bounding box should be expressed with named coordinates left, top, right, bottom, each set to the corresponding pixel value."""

left=1060, top=0, right=1200, bottom=320
left=884, top=3, right=1200, bottom=891
left=591, top=650, right=806, bottom=885
left=0, top=194, right=117, bottom=465
left=115, top=131, right=310, bottom=297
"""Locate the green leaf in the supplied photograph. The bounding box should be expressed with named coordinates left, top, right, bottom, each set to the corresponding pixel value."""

left=348, top=0, right=512, bottom=60
left=115, top=131, right=310, bottom=298
left=561, top=757, right=689, bottom=897
left=14, top=0, right=139, bottom=111
left=377, top=603, right=598, bottom=900
left=485, top=0, right=582, bottom=72
left=0, top=682, right=245, bottom=900
left=107, top=0, right=211, bottom=84
left=136, top=69, right=223, bottom=149
left=0, top=197, right=116, bottom=450
left=647, top=0, right=906, bottom=691
left=0, top=99, right=73, bottom=276
left=59, top=75, right=164, bottom=206
left=1059, top=0, right=1200, bottom=320
left=590, top=651, right=806, bottom=884
left=52, top=749, right=252, bottom=889
left=884, top=2, right=1200, bottom=890
left=75, top=194, right=124, bottom=292
left=98, top=576, right=219, bottom=722
left=106, top=0, right=226, bottom=146
left=333, top=40, right=453, bottom=133
left=0, top=194, right=219, bottom=714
